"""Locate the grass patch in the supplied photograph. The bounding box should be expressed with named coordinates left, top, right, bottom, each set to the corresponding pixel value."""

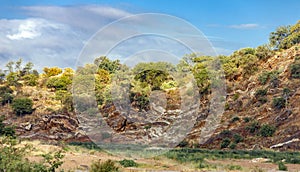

left=164, top=148, right=300, bottom=164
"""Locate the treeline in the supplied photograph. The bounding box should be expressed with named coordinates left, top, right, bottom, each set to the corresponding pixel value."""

left=0, top=20, right=299, bottom=115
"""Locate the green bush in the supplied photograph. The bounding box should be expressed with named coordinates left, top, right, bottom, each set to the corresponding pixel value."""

left=90, top=160, right=119, bottom=172
left=0, top=137, right=64, bottom=172
left=272, top=97, right=286, bottom=109
left=0, top=86, right=13, bottom=95
left=255, top=89, right=267, bottom=97
left=283, top=87, right=291, bottom=97
left=258, top=72, right=269, bottom=85
left=46, top=76, right=72, bottom=90
left=231, top=116, right=240, bottom=123
left=220, top=138, right=231, bottom=149
left=1, top=93, right=13, bottom=105
left=255, top=45, right=274, bottom=60
left=258, top=97, right=268, bottom=105
left=246, top=121, right=260, bottom=134
left=220, top=130, right=232, bottom=136
left=258, top=71, right=279, bottom=85
left=0, top=116, right=16, bottom=138
left=23, top=74, right=38, bottom=86
left=278, top=161, right=288, bottom=171
left=227, top=164, right=242, bottom=170
left=11, top=98, right=33, bottom=116
left=233, top=134, right=243, bottom=143
left=290, top=63, right=300, bottom=78
left=229, top=143, right=237, bottom=149
left=260, top=124, right=276, bottom=137
left=243, top=117, right=251, bottom=123
left=119, top=159, right=138, bottom=167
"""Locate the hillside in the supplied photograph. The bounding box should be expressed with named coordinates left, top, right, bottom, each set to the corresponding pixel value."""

left=0, top=20, right=300, bottom=153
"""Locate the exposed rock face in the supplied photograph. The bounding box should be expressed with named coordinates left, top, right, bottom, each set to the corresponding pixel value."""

left=15, top=113, right=89, bottom=142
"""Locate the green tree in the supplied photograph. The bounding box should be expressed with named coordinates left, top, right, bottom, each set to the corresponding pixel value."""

left=46, top=75, right=72, bottom=90
left=23, top=74, right=39, bottom=86
left=55, top=90, right=73, bottom=112
left=21, top=62, right=34, bottom=76
left=269, top=25, right=290, bottom=49
left=0, top=69, right=5, bottom=83
left=94, top=56, right=121, bottom=74
left=6, top=72, right=20, bottom=86
left=11, top=98, right=33, bottom=116
left=1, top=93, right=13, bottom=105
left=260, top=124, right=276, bottom=137
left=255, top=44, right=274, bottom=60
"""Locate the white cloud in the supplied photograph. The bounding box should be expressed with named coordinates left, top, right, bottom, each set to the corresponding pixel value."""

left=0, top=5, right=133, bottom=71
left=0, top=18, right=83, bottom=70
left=7, top=20, right=40, bottom=40
left=21, top=5, right=132, bottom=32
left=229, top=23, right=260, bottom=29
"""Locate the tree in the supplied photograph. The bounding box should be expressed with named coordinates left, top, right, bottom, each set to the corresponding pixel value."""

left=55, top=90, right=73, bottom=112
left=6, top=61, right=14, bottom=73
left=94, top=56, right=121, bottom=74
left=269, top=25, right=290, bottom=49
left=255, top=44, right=275, bottom=60
left=21, top=62, right=34, bottom=76
left=260, top=124, right=276, bottom=137
left=11, top=98, right=33, bottom=116
left=1, top=93, right=13, bottom=105
left=0, top=69, right=5, bottom=83
left=6, top=72, right=20, bottom=86
left=43, top=67, right=62, bottom=77
left=134, top=69, right=169, bottom=90
left=23, top=74, right=38, bottom=86
left=46, top=76, right=72, bottom=90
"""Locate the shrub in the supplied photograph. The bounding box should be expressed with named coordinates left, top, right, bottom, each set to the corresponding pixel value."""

left=283, top=87, right=291, bottom=97
left=255, top=89, right=267, bottom=97
left=46, top=76, right=72, bottom=90
left=272, top=97, right=286, bottom=109
left=178, top=140, right=189, bottom=147
left=231, top=116, right=240, bottom=123
left=255, top=45, right=274, bottom=60
left=0, top=86, right=13, bottom=95
left=290, top=63, right=300, bottom=78
left=229, top=143, right=237, bottom=149
left=258, top=97, right=268, bottom=105
left=220, top=130, right=232, bottom=136
left=1, top=93, right=13, bottom=105
left=0, top=116, right=16, bottom=138
left=243, top=117, right=251, bottom=123
left=233, top=93, right=239, bottom=101
left=119, top=159, right=138, bottom=167
left=90, top=160, right=119, bottom=172
left=233, top=134, right=243, bottom=143
left=246, top=121, right=260, bottom=134
left=11, top=98, right=33, bottom=116
left=260, top=124, right=276, bottom=137
left=227, top=164, right=242, bottom=170
left=221, top=138, right=231, bottom=149
left=258, top=71, right=279, bottom=85
left=278, top=161, right=288, bottom=171
left=258, top=72, right=269, bottom=85
left=0, top=137, right=64, bottom=172
left=23, top=74, right=38, bottom=86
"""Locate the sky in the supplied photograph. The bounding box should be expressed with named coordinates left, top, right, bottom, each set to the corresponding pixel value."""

left=0, top=0, right=299, bottom=70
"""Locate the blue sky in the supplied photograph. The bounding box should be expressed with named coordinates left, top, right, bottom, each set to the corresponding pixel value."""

left=0, top=0, right=299, bottom=70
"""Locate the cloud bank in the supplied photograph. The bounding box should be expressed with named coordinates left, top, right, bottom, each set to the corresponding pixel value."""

left=0, top=5, right=235, bottom=71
